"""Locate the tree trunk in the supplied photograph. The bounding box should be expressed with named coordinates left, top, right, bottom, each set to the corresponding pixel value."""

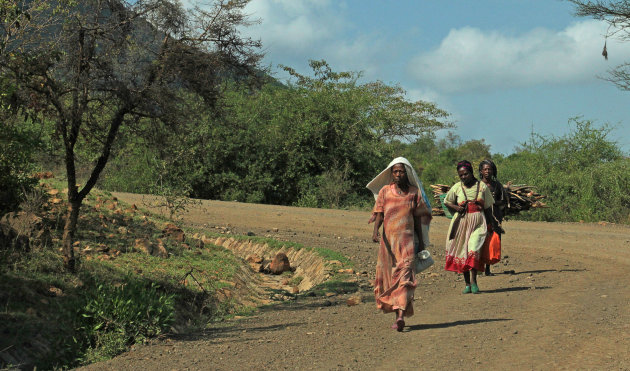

left=62, top=200, right=81, bottom=273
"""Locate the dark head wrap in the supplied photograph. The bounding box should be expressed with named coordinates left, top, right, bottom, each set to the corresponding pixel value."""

left=479, top=159, right=498, bottom=179
left=456, top=160, right=474, bottom=174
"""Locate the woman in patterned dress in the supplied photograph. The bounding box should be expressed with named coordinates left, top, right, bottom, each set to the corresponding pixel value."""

left=443, top=160, right=494, bottom=294
left=369, top=159, right=431, bottom=331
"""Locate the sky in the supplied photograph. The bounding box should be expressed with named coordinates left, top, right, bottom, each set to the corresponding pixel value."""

left=230, top=0, right=630, bottom=155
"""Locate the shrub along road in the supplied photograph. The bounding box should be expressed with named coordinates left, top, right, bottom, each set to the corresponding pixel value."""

left=80, top=194, right=630, bottom=370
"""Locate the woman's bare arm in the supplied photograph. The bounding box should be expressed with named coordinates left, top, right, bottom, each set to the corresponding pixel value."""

left=414, top=215, right=424, bottom=251
left=371, top=212, right=383, bottom=242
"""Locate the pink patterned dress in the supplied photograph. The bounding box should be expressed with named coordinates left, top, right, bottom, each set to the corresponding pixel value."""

left=372, top=183, right=430, bottom=316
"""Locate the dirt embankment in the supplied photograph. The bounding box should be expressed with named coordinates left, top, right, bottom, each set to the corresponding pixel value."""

left=80, top=194, right=630, bottom=370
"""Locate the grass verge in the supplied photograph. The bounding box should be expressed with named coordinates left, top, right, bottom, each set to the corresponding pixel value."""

left=0, top=182, right=246, bottom=369
left=0, top=179, right=357, bottom=369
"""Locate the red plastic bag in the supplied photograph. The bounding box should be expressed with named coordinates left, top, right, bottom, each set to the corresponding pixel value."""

left=481, top=231, right=501, bottom=265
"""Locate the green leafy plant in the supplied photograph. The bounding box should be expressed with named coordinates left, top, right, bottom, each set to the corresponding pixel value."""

left=497, top=118, right=629, bottom=223
left=77, top=279, right=175, bottom=363
left=0, top=117, right=40, bottom=215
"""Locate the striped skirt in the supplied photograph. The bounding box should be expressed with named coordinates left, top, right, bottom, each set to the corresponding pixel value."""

left=445, top=210, right=487, bottom=273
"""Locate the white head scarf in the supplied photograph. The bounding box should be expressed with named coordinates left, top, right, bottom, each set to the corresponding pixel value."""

left=366, top=157, right=431, bottom=209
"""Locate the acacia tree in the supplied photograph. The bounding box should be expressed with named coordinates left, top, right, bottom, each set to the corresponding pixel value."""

left=570, top=0, right=630, bottom=89
left=184, top=60, right=453, bottom=206
left=0, top=0, right=262, bottom=271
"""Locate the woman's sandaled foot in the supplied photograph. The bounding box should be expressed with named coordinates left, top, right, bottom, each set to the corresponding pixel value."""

left=396, top=317, right=405, bottom=332
left=471, top=283, right=480, bottom=294
left=462, top=285, right=471, bottom=294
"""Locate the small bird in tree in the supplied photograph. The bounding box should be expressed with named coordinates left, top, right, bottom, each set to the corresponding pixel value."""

left=602, top=40, right=608, bottom=60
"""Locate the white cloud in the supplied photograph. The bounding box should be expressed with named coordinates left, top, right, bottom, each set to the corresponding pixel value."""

left=243, top=0, right=340, bottom=52
left=180, top=0, right=339, bottom=53
left=406, top=87, right=443, bottom=105
left=407, top=20, right=629, bottom=93
left=240, top=0, right=403, bottom=81
left=406, top=88, right=462, bottom=126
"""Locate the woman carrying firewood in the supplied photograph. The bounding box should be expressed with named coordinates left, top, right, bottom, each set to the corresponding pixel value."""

left=443, top=160, right=494, bottom=294
left=479, top=159, right=507, bottom=276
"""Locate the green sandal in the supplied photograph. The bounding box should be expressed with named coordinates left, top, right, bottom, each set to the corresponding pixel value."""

left=462, top=285, right=471, bottom=294
left=471, top=284, right=480, bottom=294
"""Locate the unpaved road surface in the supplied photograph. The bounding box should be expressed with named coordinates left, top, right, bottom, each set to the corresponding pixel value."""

left=81, top=194, right=630, bottom=370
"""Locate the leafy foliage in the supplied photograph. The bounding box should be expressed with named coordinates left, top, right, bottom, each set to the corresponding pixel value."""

left=389, top=131, right=492, bottom=190
left=96, top=68, right=629, bottom=224
left=387, top=118, right=629, bottom=224
left=496, top=118, right=629, bottom=222
left=0, top=185, right=247, bottom=369
left=77, top=279, right=175, bottom=363
left=0, top=0, right=263, bottom=271
left=0, top=116, right=40, bottom=214
left=100, top=60, right=453, bottom=208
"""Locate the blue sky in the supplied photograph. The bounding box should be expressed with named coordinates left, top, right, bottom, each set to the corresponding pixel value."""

left=232, top=0, right=630, bottom=155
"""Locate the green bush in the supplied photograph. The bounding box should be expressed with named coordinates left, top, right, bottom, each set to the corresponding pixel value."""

left=77, top=278, right=175, bottom=363
left=100, top=62, right=451, bottom=207
left=0, top=120, right=40, bottom=214
left=497, top=118, right=629, bottom=223
left=99, top=145, right=160, bottom=194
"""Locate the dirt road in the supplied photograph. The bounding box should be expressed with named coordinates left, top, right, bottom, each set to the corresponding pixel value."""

left=81, top=194, right=630, bottom=370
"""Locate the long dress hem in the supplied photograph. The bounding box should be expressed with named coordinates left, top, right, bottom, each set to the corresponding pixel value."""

left=373, top=183, right=429, bottom=317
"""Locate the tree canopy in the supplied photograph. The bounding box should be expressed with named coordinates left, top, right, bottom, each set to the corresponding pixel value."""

left=0, top=0, right=263, bottom=271
left=99, top=60, right=454, bottom=208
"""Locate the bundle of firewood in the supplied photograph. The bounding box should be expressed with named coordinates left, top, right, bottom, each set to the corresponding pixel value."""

left=429, top=182, right=547, bottom=216
left=503, top=181, right=548, bottom=216
left=429, top=184, right=451, bottom=216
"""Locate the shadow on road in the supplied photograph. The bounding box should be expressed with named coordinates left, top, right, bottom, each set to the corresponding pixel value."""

left=254, top=291, right=375, bottom=313
left=258, top=299, right=339, bottom=312
left=481, top=286, right=551, bottom=294
left=408, top=318, right=511, bottom=331
left=508, top=269, right=586, bottom=275
left=168, top=321, right=308, bottom=343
